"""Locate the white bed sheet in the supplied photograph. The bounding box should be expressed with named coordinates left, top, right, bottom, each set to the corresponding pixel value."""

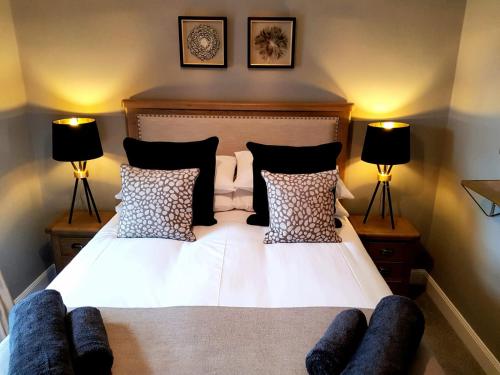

left=48, top=210, right=391, bottom=309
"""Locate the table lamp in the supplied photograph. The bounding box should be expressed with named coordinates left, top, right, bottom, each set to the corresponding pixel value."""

left=361, top=121, right=410, bottom=229
left=52, top=117, right=103, bottom=224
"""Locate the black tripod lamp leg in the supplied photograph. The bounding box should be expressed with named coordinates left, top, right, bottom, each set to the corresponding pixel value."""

left=68, top=178, right=79, bottom=224
left=83, top=180, right=93, bottom=216
left=363, top=181, right=381, bottom=224
left=82, top=178, right=101, bottom=223
left=386, top=181, right=395, bottom=229
left=381, top=182, right=386, bottom=218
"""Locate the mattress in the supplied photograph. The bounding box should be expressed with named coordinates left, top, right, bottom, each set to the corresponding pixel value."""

left=0, top=211, right=394, bottom=372
left=48, top=210, right=391, bottom=309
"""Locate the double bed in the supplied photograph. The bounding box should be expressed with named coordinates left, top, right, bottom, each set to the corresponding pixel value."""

left=0, top=100, right=443, bottom=374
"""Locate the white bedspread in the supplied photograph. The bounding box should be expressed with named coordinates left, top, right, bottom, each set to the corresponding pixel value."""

left=48, top=210, right=391, bottom=309
left=0, top=211, right=391, bottom=372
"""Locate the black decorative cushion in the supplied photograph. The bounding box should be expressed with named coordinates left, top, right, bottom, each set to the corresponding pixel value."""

left=262, top=170, right=342, bottom=244
left=123, top=137, right=218, bottom=226
left=246, top=141, right=342, bottom=226
left=118, top=165, right=199, bottom=241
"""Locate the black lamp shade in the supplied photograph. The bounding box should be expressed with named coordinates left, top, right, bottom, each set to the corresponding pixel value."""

left=52, top=118, right=103, bottom=162
left=361, top=122, right=410, bottom=165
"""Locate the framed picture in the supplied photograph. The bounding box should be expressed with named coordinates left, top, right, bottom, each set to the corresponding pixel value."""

left=247, top=17, right=296, bottom=69
left=178, top=16, right=227, bottom=68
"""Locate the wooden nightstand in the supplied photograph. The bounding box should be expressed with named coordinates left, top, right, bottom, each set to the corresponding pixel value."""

left=350, top=215, right=421, bottom=296
left=46, top=210, right=115, bottom=272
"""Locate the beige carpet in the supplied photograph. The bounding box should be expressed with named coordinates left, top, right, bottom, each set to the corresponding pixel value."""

left=415, top=293, right=485, bottom=375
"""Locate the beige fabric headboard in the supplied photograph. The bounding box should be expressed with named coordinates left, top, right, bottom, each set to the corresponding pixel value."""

left=122, top=100, right=353, bottom=177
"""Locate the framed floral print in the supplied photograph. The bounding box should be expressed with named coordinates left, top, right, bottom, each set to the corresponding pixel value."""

left=178, top=16, right=227, bottom=68
left=247, top=17, right=296, bottom=69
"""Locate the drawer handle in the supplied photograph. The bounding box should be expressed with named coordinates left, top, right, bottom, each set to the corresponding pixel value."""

left=380, top=248, right=394, bottom=256
left=71, top=243, right=83, bottom=251
left=378, top=266, right=391, bottom=277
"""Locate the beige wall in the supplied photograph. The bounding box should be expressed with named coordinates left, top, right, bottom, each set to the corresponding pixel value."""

left=10, top=0, right=466, bottom=246
left=0, top=0, right=48, bottom=297
left=428, top=0, right=500, bottom=358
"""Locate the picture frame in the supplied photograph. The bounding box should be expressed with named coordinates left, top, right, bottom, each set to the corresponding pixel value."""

left=247, top=17, right=296, bottom=69
left=178, top=16, right=227, bottom=68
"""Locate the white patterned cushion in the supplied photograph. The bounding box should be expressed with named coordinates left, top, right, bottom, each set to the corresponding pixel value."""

left=118, top=165, right=199, bottom=241
left=262, top=170, right=342, bottom=244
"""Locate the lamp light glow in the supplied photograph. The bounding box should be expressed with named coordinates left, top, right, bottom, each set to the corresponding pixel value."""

left=53, top=117, right=95, bottom=126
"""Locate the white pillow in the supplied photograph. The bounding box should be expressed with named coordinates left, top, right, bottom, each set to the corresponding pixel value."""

left=233, top=190, right=254, bottom=211
left=215, top=155, right=236, bottom=194
left=115, top=190, right=122, bottom=200
left=335, top=200, right=349, bottom=217
left=214, top=193, right=235, bottom=212
left=336, top=176, right=355, bottom=200
left=233, top=151, right=253, bottom=191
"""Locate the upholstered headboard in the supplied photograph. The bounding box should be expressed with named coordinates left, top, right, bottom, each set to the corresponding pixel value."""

left=122, top=100, right=353, bottom=177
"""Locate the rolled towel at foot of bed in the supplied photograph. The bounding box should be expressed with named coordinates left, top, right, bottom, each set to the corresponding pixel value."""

left=306, top=309, right=368, bottom=375
left=342, top=295, right=425, bottom=375
left=67, top=307, right=113, bottom=375
left=8, top=289, right=74, bottom=375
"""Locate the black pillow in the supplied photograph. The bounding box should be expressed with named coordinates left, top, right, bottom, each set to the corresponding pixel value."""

left=246, top=141, right=342, bottom=226
left=123, top=137, right=219, bottom=226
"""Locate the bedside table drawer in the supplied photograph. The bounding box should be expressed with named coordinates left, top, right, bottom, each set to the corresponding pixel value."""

left=58, top=237, right=90, bottom=256
left=374, top=261, right=410, bottom=282
left=364, top=241, right=414, bottom=262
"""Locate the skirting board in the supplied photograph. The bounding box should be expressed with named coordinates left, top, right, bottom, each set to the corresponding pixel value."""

left=418, top=270, right=500, bottom=374
left=14, top=264, right=56, bottom=304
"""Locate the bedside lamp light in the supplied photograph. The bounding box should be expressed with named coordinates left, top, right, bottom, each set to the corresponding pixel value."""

left=361, top=121, right=411, bottom=229
left=52, top=117, right=103, bottom=224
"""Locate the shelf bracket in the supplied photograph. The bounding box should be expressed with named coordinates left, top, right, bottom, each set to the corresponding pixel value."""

left=461, top=180, right=500, bottom=217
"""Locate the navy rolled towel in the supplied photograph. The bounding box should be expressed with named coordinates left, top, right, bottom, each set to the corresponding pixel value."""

left=8, top=289, right=74, bottom=375
left=66, top=307, right=113, bottom=375
left=306, top=309, right=368, bottom=375
left=342, top=295, right=425, bottom=375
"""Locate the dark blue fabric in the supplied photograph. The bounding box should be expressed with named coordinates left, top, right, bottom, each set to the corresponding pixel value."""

left=8, top=289, right=73, bottom=375
left=66, top=307, right=113, bottom=375
left=306, top=309, right=367, bottom=375
left=342, top=295, right=425, bottom=375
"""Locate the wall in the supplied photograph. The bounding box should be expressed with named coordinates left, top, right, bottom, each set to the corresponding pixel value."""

left=428, top=0, right=500, bottom=358
left=0, top=0, right=49, bottom=297
left=9, top=0, right=466, bottom=246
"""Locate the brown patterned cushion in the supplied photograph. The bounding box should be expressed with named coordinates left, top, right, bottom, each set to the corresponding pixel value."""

left=118, top=165, right=199, bottom=241
left=262, top=170, right=342, bottom=244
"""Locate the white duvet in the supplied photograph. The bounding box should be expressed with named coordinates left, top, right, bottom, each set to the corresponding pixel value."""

left=49, top=210, right=391, bottom=309
left=0, top=210, right=391, bottom=371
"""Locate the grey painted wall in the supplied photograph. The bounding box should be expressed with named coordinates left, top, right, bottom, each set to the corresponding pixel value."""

left=0, top=0, right=49, bottom=297
left=427, top=0, right=500, bottom=358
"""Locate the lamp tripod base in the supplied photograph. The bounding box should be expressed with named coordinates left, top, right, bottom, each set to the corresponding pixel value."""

left=68, top=162, right=101, bottom=224
left=363, top=165, right=395, bottom=229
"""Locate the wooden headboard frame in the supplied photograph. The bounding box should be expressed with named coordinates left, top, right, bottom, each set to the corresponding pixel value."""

left=122, top=99, right=353, bottom=177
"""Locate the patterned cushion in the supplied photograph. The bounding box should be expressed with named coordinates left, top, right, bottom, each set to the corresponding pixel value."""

left=118, top=165, right=199, bottom=241
left=262, top=170, right=342, bottom=244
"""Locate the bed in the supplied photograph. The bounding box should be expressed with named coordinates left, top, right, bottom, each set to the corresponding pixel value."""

left=0, top=100, right=443, bottom=374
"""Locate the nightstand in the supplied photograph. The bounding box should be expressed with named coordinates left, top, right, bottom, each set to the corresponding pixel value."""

left=350, top=215, right=421, bottom=296
left=46, top=210, right=115, bottom=272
